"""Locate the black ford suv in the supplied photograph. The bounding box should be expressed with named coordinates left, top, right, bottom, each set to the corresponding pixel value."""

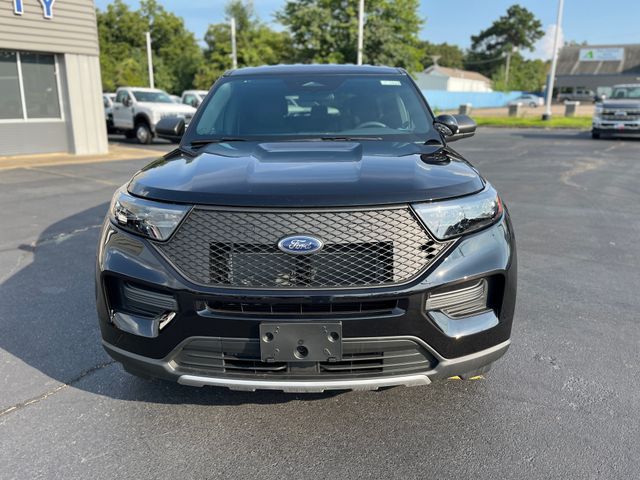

left=96, top=65, right=516, bottom=392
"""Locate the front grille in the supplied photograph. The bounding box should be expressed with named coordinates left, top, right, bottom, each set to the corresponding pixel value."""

left=173, top=337, right=436, bottom=379
left=602, top=111, right=640, bottom=121
left=155, top=207, right=451, bottom=289
left=198, top=298, right=406, bottom=317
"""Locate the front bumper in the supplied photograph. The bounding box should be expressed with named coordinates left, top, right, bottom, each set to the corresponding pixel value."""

left=593, top=118, right=640, bottom=135
left=104, top=336, right=510, bottom=392
left=96, top=212, right=516, bottom=390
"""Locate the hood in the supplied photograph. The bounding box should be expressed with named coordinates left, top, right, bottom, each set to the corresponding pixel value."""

left=138, top=102, right=196, bottom=114
left=601, top=99, right=640, bottom=110
left=128, top=141, right=484, bottom=207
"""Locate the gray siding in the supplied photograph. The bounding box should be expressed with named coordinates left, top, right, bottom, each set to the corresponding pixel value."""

left=0, top=122, right=68, bottom=155
left=0, top=0, right=99, bottom=56
left=64, top=53, right=108, bottom=154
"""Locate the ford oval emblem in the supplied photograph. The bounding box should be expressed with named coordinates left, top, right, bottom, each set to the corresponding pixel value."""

left=278, top=235, right=324, bottom=255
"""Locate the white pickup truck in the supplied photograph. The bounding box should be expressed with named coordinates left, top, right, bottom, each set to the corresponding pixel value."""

left=180, top=90, right=209, bottom=108
left=112, top=87, right=197, bottom=144
left=592, top=84, right=640, bottom=139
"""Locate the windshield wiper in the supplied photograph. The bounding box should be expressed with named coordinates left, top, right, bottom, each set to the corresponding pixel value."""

left=187, top=137, right=247, bottom=147
left=317, top=136, right=383, bottom=141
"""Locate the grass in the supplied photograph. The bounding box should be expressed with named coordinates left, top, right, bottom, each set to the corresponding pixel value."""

left=474, top=115, right=592, bottom=129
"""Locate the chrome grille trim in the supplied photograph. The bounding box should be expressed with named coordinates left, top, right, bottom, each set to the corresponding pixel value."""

left=426, top=279, right=489, bottom=318
left=154, top=205, right=452, bottom=289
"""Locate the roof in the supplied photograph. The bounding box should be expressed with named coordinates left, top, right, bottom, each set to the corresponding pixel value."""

left=557, top=44, right=640, bottom=76
left=423, top=65, right=492, bottom=84
left=227, top=64, right=405, bottom=76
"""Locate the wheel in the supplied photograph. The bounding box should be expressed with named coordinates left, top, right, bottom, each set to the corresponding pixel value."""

left=591, top=130, right=601, bottom=139
left=529, top=102, right=537, bottom=108
left=135, top=121, right=152, bottom=144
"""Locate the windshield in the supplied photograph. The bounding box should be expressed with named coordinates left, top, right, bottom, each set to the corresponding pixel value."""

left=131, top=90, right=173, bottom=103
left=188, top=74, right=433, bottom=142
left=610, top=86, right=640, bottom=99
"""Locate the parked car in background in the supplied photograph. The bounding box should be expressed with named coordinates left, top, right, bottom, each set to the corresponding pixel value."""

left=111, top=87, right=196, bottom=144
left=170, top=95, right=181, bottom=104
left=507, top=94, right=544, bottom=108
left=103, top=93, right=116, bottom=133
left=180, top=90, right=209, bottom=108
left=558, top=87, right=595, bottom=103
left=592, top=84, right=640, bottom=139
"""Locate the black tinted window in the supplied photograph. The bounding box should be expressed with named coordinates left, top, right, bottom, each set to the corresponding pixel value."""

left=191, top=74, right=432, bottom=141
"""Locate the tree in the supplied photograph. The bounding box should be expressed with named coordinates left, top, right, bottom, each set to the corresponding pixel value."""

left=194, top=1, right=292, bottom=88
left=419, top=41, right=464, bottom=69
left=97, top=0, right=202, bottom=93
left=466, top=5, right=544, bottom=80
left=491, top=54, right=548, bottom=92
left=276, top=0, right=423, bottom=72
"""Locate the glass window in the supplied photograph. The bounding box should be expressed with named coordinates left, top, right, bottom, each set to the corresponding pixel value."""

left=0, top=51, right=23, bottom=119
left=115, top=90, right=129, bottom=104
left=20, top=53, right=61, bottom=119
left=131, top=90, right=173, bottom=103
left=192, top=74, right=432, bottom=141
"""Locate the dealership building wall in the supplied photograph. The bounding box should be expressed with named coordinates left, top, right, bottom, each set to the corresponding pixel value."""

left=0, top=0, right=107, bottom=156
left=554, top=44, right=640, bottom=95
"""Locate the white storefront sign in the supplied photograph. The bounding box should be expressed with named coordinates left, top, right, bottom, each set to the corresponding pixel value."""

left=579, top=48, right=624, bottom=62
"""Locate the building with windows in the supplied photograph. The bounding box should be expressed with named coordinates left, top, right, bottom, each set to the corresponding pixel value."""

left=0, top=0, right=107, bottom=156
left=555, top=44, right=640, bottom=97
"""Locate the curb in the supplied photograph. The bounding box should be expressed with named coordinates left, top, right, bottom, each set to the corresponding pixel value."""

left=0, top=145, right=164, bottom=171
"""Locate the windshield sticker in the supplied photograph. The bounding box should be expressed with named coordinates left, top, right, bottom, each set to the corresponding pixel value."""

left=380, top=80, right=401, bottom=86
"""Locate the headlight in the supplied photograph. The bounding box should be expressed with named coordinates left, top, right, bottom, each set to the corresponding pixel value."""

left=109, top=186, right=190, bottom=241
left=412, top=185, right=503, bottom=240
left=594, top=104, right=603, bottom=117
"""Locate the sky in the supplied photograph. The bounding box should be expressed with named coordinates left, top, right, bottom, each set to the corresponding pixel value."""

left=94, top=0, right=640, bottom=60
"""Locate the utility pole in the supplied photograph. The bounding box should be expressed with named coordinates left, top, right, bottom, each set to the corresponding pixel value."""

left=145, top=31, right=154, bottom=88
left=543, top=0, right=565, bottom=120
left=357, top=0, right=364, bottom=65
left=504, top=45, right=517, bottom=88
left=230, top=17, right=238, bottom=70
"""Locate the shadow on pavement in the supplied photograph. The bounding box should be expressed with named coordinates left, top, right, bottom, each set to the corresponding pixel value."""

left=510, top=129, right=640, bottom=142
left=0, top=204, right=342, bottom=406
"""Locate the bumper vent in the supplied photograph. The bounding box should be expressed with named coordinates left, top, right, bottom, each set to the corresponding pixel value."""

left=173, top=337, right=436, bottom=379
left=199, top=298, right=405, bottom=317
left=426, top=279, right=489, bottom=318
left=154, top=207, right=451, bottom=289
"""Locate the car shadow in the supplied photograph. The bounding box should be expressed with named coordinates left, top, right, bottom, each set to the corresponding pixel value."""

left=508, top=129, right=640, bottom=142
left=0, top=204, right=342, bottom=406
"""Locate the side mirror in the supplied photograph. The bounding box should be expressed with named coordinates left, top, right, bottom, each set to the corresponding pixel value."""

left=434, top=114, right=476, bottom=142
left=595, top=94, right=606, bottom=102
left=123, top=97, right=132, bottom=107
left=155, top=117, right=185, bottom=142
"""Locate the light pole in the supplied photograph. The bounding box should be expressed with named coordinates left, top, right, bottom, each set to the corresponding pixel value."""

left=145, top=31, right=154, bottom=88
left=543, top=0, right=565, bottom=120
left=504, top=45, right=517, bottom=88
left=230, top=17, right=238, bottom=69
left=357, top=0, right=364, bottom=65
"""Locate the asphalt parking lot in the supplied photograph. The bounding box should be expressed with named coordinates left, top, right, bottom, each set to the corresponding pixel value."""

left=1, top=128, right=639, bottom=479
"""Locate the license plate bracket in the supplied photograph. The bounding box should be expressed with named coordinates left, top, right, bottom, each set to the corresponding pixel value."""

left=259, top=322, right=342, bottom=363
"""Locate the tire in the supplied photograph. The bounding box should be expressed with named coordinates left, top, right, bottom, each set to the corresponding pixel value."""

left=529, top=102, right=537, bottom=108
left=135, top=121, right=152, bottom=144
left=591, top=130, right=601, bottom=139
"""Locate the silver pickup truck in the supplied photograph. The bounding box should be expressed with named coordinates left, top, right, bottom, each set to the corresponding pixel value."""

left=592, top=84, right=640, bottom=139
